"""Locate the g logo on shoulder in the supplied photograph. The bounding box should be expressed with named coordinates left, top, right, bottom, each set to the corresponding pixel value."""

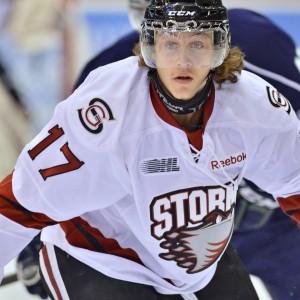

left=78, top=98, right=115, bottom=134
left=266, top=86, right=291, bottom=115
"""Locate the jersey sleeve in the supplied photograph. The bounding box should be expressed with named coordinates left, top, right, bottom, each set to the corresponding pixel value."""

left=242, top=83, right=300, bottom=226
left=0, top=214, right=40, bottom=283
left=0, top=173, right=45, bottom=283
left=12, top=65, right=132, bottom=221
left=0, top=60, right=137, bottom=282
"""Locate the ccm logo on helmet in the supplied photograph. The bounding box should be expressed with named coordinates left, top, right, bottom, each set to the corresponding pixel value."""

left=168, top=11, right=196, bottom=16
left=211, top=152, right=246, bottom=170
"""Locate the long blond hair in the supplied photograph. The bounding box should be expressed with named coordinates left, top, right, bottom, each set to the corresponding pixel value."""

left=133, top=43, right=245, bottom=87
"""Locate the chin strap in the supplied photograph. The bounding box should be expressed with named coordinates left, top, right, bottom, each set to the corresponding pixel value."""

left=148, top=69, right=214, bottom=115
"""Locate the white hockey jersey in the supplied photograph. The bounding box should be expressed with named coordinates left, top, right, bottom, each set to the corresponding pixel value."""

left=1, top=56, right=300, bottom=294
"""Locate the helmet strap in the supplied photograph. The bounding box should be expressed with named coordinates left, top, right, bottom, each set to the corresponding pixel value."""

left=148, top=69, right=214, bottom=115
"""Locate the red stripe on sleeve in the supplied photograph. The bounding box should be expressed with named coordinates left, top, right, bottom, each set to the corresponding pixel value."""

left=0, top=172, right=56, bottom=229
left=277, top=195, right=300, bottom=227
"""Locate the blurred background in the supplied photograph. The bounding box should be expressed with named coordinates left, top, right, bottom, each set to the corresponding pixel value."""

left=0, top=0, right=299, bottom=299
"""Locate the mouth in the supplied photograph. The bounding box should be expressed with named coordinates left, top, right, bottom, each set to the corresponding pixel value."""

left=173, top=75, right=193, bottom=84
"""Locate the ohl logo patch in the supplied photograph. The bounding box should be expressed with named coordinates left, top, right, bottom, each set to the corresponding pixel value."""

left=266, top=86, right=291, bottom=115
left=78, top=98, right=115, bottom=134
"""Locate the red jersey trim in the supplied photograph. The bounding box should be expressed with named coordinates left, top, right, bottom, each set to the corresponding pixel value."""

left=41, top=246, right=64, bottom=300
left=60, top=217, right=176, bottom=286
left=0, top=173, right=55, bottom=229
left=60, top=217, right=143, bottom=264
left=150, top=81, right=215, bottom=150
left=277, top=195, right=300, bottom=227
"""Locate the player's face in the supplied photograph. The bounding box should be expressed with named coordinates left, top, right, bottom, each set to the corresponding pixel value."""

left=155, top=31, right=212, bottom=100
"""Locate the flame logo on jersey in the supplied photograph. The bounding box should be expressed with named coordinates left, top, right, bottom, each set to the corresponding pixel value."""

left=78, top=98, right=115, bottom=134
left=150, top=181, right=237, bottom=274
left=266, top=86, right=291, bottom=115
left=159, top=212, right=234, bottom=274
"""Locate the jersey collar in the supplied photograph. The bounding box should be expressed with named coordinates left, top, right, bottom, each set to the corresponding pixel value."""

left=150, top=81, right=215, bottom=150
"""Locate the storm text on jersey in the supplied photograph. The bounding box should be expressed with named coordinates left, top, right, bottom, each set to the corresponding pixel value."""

left=150, top=182, right=237, bottom=273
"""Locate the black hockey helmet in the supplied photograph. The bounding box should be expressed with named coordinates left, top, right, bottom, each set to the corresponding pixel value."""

left=140, top=0, right=230, bottom=69
left=144, top=0, right=228, bottom=25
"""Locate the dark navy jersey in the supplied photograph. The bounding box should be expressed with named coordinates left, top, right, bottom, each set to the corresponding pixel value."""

left=74, top=32, right=139, bottom=90
left=229, top=9, right=300, bottom=112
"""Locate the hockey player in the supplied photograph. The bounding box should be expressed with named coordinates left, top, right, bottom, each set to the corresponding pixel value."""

left=73, top=4, right=300, bottom=299
left=15, top=1, right=300, bottom=300
left=1, top=0, right=300, bottom=299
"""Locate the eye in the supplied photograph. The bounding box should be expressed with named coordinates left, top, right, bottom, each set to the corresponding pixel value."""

left=166, top=42, right=178, bottom=49
left=191, top=42, right=203, bottom=49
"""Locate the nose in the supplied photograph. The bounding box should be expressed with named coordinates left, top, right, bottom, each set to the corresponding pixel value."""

left=176, top=49, right=192, bottom=68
